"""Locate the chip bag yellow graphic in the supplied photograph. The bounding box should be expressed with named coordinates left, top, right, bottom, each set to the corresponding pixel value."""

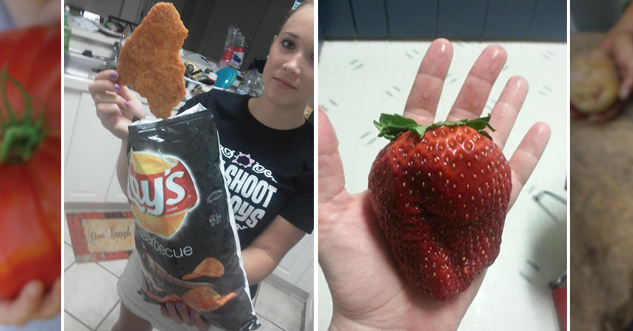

left=128, top=151, right=198, bottom=237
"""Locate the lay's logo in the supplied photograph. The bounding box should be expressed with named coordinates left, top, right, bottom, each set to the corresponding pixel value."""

left=128, top=151, right=198, bottom=238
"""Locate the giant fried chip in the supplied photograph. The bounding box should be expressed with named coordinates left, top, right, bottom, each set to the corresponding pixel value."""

left=183, top=287, right=237, bottom=312
left=117, top=2, right=188, bottom=119
left=182, top=257, right=224, bottom=280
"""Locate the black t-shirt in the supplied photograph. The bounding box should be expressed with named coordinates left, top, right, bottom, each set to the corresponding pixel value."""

left=177, top=89, right=314, bottom=250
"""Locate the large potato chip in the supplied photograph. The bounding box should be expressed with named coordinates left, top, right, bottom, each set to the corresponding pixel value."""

left=183, top=287, right=236, bottom=312
left=183, top=257, right=225, bottom=280
left=117, top=2, right=188, bottom=119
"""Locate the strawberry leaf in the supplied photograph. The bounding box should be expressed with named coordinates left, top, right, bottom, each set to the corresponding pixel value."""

left=374, top=113, right=419, bottom=140
left=375, top=113, right=495, bottom=141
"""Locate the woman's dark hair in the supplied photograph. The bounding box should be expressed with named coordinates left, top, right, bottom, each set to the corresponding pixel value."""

left=279, top=0, right=313, bottom=32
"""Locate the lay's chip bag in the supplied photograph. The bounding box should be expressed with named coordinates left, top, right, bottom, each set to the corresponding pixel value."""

left=127, top=104, right=260, bottom=330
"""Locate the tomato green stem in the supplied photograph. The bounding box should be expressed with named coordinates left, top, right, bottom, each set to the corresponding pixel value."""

left=0, top=65, right=47, bottom=164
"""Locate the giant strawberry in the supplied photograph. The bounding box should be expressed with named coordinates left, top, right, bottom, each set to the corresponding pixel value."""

left=368, top=113, right=511, bottom=300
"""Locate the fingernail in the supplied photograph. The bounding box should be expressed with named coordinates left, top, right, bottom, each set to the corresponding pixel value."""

left=119, top=109, right=124, bottom=116
left=176, top=302, right=185, bottom=311
left=27, top=282, right=40, bottom=296
left=167, top=302, right=174, bottom=312
left=110, top=71, right=118, bottom=79
left=124, top=100, right=129, bottom=108
left=113, top=83, right=121, bottom=91
left=190, top=310, right=196, bottom=320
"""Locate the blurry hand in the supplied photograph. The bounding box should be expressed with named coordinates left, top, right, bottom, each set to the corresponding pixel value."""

left=602, top=30, right=633, bottom=101
left=160, top=301, right=211, bottom=331
left=89, top=70, right=145, bottom=140
left=568, top=30, right=633, bottom=123
left=2, top=0, right=61, bottom=27
left=0, top=278, right=61, bottom=326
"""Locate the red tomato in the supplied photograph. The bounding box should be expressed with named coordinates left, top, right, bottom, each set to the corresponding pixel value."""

left=0, top=26, right=60, bottom=298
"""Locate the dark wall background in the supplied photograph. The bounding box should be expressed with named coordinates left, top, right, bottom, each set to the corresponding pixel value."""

left=319, top=0, right=566, bottom=41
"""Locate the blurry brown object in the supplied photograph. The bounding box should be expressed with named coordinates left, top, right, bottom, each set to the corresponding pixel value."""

left=183, top=257, right=225, bottom=280
left=571, top=33, right=633, bottom=331
left=571, top=49, right=620, bottom=114
left=183, top=287, right=237, bottom=312
left=117, top=2, right=188, bottom=119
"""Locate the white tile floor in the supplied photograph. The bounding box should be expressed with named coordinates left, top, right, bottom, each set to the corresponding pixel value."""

left=317, top=40, right=567, bottom=330
left=64, top=213, right=307, bottom=331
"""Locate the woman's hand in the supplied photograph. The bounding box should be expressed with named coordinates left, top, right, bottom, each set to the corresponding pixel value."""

left=160, top=301, right=210, bottom=331
left=2, top=0, right=60, bottom=27
left=318, top=39, right=550, bottom=331
left=0, top=278, right=61, bottom=326
left=88, top=70, right=145, bottom=140
left=570, top=100, right=625, bottom=123
left=568, top=29, right=633, bottom=123
left=568, top=31, right=632, bottom=123
left=602, top=30, right=633, bottom=101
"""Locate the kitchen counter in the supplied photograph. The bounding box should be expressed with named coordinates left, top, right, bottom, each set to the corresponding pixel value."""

left=64, top=74, right=185, bottom=114
left=69, top=24, right=120, bottom=59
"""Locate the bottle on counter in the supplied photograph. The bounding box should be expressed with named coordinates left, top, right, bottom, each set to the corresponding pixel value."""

left=64, top=5, right=72, bottom=52
left=218, top=26, right=239, bottom=69
left=217, top=46, right=233, bottom=69
left=236, top=69, right=257, bottom=95
left=229, top=33, right=245, bottom=69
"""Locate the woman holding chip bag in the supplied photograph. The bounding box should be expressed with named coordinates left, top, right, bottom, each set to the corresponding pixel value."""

left=89, top=1, right=313, bottom=330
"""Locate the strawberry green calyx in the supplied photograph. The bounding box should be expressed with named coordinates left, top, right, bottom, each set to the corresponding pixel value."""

left=0, top=65, right=47, bottom=164
left=374, top=113, right=496, bottom=141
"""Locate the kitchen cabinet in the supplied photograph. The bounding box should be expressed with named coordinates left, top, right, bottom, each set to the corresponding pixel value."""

left=105, top=170, right=128, bottom=203
left=164, top=0, right=295, bottom=69
left=273, top=233, right=313, bottom=294
left=320, top=0, right=566, bottom=41
left=350, top=0, right=388, bottom=38
left=64, top=74, right=152, bottom=205
left=63, top=88, right=81, bottom=162
left=64, top=75, right=122, bottom=203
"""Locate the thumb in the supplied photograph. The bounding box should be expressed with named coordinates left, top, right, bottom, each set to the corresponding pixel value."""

left=192, top=311, right=211, bottom=330
left=318, top=108, right=347, bottom=203
left=35, top=278, right=61, bottom=320
left=611, top=35, right=633, bottom=98
left=39, top=0, right=62, bottom=26
left=0, top=281, right=44, bottom=326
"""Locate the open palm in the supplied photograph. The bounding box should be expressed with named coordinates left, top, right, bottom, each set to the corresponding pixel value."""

left=318, top=39, right=551, bottom=331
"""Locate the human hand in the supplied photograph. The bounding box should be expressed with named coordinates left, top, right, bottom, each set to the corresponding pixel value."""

left=318, top=39, right=551, bottom=331
left=89, top=70, right=145, bottom=140
left=602, top=30, right=633, bottom=101
left=2, top=0, right=61, bottom=27
left=568, top=31, right=631, bottom=123
left=570, top=100, right=625, bottom=123
left=160, top=301, right=210, bottom=331
left=0, top=278, right=61, bottom=326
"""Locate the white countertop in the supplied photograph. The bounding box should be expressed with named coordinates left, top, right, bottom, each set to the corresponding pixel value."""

left=71, top=26, right=120, bottom=45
